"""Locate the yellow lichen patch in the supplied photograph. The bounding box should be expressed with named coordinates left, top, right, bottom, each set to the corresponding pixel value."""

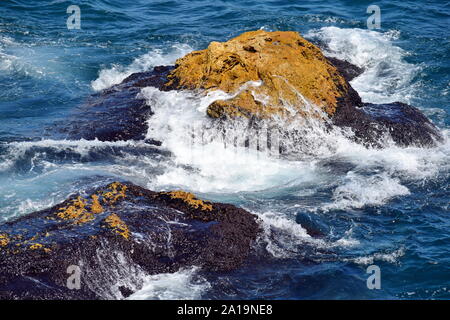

left=29, top=243, right=43, bottom=250
left=0, top=233, right=9, bottom=247
left=165, top=30, right=350, bottom=119
left=29, top=243, right=51, bottom=253
left=57, top=196, right=87, bottom=220
left=56, top=196, right=95, bottom=225
left=90, top=194, right=104, bottom=214
left=55, top=193, right=106, bottom=225
left=104, top=214, right=130, bottom=239
left=165, top=191, right=213, bottom=211
left=102, top=182, right=127, bottom=205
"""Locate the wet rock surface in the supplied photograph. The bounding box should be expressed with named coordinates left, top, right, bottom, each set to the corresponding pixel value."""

left=48, top=32, right=441, bottom=148
left=52, top=66, right=173, bottom=143
left=333, top=101, right=443, bottom=147
left=0, top=182, right=260, bottom=299
left=326, top=56, right=364, bottom=82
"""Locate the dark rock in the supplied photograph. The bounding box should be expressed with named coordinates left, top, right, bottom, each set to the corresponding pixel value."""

left=295, top=213, right=329, bottom=238
left=314, top=37, right=364, bottom=82
left=316, top=56, right=441, bottom=147
left=326, top=57, right=364, bottom=82
left=118, top=286, right=134, bottom=298
left=0, top=182, right=260, bottom=300
left=362, top=102, right=442, bottom=147
left=322, top=57, right=442, bottom=147
left=53, top=66, right=173, bottom=142
left=332, top=101, right=443, bottom=147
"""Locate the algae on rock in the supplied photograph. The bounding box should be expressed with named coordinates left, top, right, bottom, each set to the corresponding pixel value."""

left=165, top=30, right=351, bottom=119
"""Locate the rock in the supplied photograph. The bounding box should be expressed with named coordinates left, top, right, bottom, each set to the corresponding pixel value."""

left=47, top=31, right=441, bottom=148
left=0, top=182, right=260, bottom=299
left=312, top=39, right=365, bottom=82
left=163, top=30, right=441, bottom=147
left=51, top=66, right=173, bottom=142
left=164, top=30, right=356, bottom=119
left=326, top=57, right=364, bottom=82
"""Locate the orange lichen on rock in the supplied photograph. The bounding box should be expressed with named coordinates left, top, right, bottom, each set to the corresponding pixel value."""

left=56, top=194, right=104, bottom=225
left=165, top=30, right=349, bottom=119
left=52, top=183, right=127, bottom=225
left=102, top=182, right=127, bottom=205
left=0, top=233, right=9, bottom=247
left=90, top=194, right=104, bottom=214
left=29, top=243, right=51, bottom=253
left=103, top=213, right=130, bottom=239
left=56, top=196, right=94, bottom=225
left=29, top=243, right=43, bottom=250
left=165, top=191, right=213, bottom=211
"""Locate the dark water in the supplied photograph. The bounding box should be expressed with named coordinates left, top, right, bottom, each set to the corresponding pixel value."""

left=0, top=0, right=449, bottom=299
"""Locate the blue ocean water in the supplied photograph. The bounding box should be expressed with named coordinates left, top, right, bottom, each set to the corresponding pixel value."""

left=0, top=0, right=449, bottom=299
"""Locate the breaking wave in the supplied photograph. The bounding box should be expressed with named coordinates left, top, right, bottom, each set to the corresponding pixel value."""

left=306, top=26, right=422, bottom=104
left=128, top=267, right=210, bottom=300
left=91, top=44, right=193, bottom=91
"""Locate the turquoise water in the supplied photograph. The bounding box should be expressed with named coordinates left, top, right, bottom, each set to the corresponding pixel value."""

left=0, top=0, right=449, bottom=299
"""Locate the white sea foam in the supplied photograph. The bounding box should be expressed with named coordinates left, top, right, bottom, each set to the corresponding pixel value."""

left=140, top=85, right=323, bottom=193
left=306, top=27, right=422, bottom=104
left=80, top=243, right=207, bottom=300
left=5, top=138, right=145, bottom=157
left=0, top=36, right=29, bottom=76
left=347, top=247, right=405, bottom=265
left=255, top=211, right=360, bottom=259
left=0, top=138, right=149, bottom=175
left=0, top=197, right=58, bottom=223
left=0, top=36, right=67, bottom=79
left=138, top=80, right=449, bottom=199
left=256, top=211, right=323, bottom=258
left=0, top=36, right=18, bottom=70
left=16, top=197, right=58, bottom=215
left=91, top=44, right=193, bottom=91
left=322, top=172, right=410, bottom=211
left=128, top=267, right=210, bottom=300
left=305, top=15, right=359, bottom=25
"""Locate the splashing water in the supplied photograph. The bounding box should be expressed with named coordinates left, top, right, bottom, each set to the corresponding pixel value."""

left=1, top=0, right=449, bottom=299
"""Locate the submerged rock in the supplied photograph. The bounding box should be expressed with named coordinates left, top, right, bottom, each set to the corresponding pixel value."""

left=0, top=182, right=260, bottom=299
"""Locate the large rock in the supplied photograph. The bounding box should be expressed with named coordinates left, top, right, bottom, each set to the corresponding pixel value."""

left=48, top=31, right=441, bottom=148
left=165, top=30, right=358, bottom=119
left=163, top=30, right=441, bottom=147
left=0, top=182, right=260, bottom=299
